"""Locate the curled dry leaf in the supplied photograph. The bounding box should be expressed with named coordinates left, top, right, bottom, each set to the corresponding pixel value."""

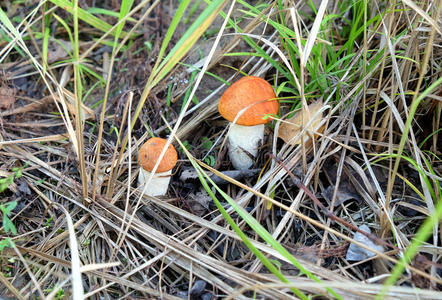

left=346, top=224, right=384, bottom=261
left=278, top=100, right=324, bottom=145
left=0, top=86, right=15, bottom=110
left=190, top=279, right=207, bottom=296
left=322, top=183, right=362, bottom=207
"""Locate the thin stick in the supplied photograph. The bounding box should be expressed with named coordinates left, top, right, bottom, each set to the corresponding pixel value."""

left=269, top=153, right=395, bottom=250
left=269, top=153, right=442, bottom=271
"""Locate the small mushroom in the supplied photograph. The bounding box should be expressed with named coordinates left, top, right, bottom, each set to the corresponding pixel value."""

left=218, top=76, right=278, bottom=170
left=138, top=137, right=178, bottom=197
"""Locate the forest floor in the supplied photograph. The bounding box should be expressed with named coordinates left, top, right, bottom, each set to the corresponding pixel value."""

left=0, top=1, right=441, bottom=299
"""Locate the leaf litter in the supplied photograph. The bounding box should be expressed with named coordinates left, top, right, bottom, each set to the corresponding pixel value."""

left=0, top=1, right=441, bottom=299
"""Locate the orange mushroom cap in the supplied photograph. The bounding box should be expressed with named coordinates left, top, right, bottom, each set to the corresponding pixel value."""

left=138, top=137, right=178, bottom=173
left=218, top=76, right=278, bottom=126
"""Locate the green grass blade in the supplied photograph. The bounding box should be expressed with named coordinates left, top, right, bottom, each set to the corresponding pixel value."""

left=177, top=144, right=309, bottom=299
left=125, top=0, right=227, bottom=153
left=376, top=76, right=442, bottom=299
left=48, top=0, right=134, bottom=38
left=377, top=196, right=442, bottom=300
left=0, top=7, right=19, bottom=34
left=86, top=7, right=137, bottom=23
left=151, top=0, right=226, bottom=87
left=42, top=4, right=52, bottom=74
left=115, top=0, right=134, bottom=43
left=206, top=173, right=342, bottom=299
left=53, top=13, right=74, bottom=46
left=153, top=0, right=192, bottom=77
left=195, top=164, right=309, bottom=299
left=419, top=128, right=442, bottom=149
left=71, top=0, right=88, bottom=203
left=373, top=153, right=435, bottom=202
left=173, top=135, right=342, bottom=299
left=91, top=0, right=134, bottom=201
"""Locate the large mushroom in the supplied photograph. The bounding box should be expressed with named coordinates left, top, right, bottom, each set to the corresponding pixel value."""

left=138, top=137, right=178, bottom=197
left=218, top=76, right=278, bottom=170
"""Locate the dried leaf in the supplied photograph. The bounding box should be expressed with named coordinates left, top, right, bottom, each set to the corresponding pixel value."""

left=0, top=86, right=15, bottom=110
left=278, top=100, right=324, bottom=145
left=47, top=40, right=73, bottom=63
left=322, top=182, right=361, bottom=207
left=346, top=225, right=384, bottom=261
left=190, top=280, right=207, bottom=296
left=186, top=190, right=212, bottom=216
left=17, top=179, right=31, bottom=195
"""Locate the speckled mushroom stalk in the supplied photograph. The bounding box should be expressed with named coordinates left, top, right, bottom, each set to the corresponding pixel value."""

left=138, top=137, right=178, bottom=197
left=218, top=76, right=278, bottom=170
left=226, top=123, right=265, bottom=170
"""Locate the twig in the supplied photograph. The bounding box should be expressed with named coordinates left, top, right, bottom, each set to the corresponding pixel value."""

left=270, top=153, right=442, bottom=271
left=269, top=153, right=396, bottom=250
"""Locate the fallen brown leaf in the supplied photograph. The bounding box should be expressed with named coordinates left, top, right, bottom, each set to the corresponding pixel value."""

left=0, top=86, right=15, bottom=110
left=278, top=100, right=324, bottom=145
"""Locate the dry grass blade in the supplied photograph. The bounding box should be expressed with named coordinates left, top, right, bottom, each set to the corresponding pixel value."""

left=0, top=95, right=52, bottom=117
left=105, top=7, right=235, bottom=287
left=289, top=8, right=303, bottom=58
left=91, top=0, right=161, bottom=201
left=1, top=1, right=442, bottom=298
left=148, top=0, right=234, bottom=176
left=15, top=245, right=177, bottom=298
left=12, top=243, right=45, bottom=298
left=51, top=203, right=83, bottom=299
left=0, top=13, right=80, bottom=157
left=112, top=92, right=133, bottom=259
left=402, top=0, right=442, bottom=35
left=0, top=272, right=26, bottom=300
left=90, top=199, right=292, bottom=299
left=301, top=0, right=328, bottom=67
left=0, top=134, right=68, bottom=145
left=197, top=160, right=442, bottom=286
left=239, top=32, right=301, bottom=91
left=227, top=280, right=442, bottom=300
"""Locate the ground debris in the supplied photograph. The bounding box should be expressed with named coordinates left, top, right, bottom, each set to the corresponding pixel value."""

left=190, top=279, right=207, bottom=296
left=278, top=100, right=324, bottom=145
left=180, top=167, right=261, bottom=185
left=322, top=182, right=362, bottom=207
left=346, top=225, right=384, bottom=261
left=0, top=85, right=15, bottom=110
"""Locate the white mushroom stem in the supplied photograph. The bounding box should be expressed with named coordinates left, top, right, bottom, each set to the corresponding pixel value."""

left=227, top=123, right=264, bottom=170
left=138, top=169, right=172, bottom=197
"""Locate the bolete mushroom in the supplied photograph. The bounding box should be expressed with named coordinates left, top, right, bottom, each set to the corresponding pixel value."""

left=138, top=137, right=178, bottom=197
left=218, top=76, right=278, bottom=170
